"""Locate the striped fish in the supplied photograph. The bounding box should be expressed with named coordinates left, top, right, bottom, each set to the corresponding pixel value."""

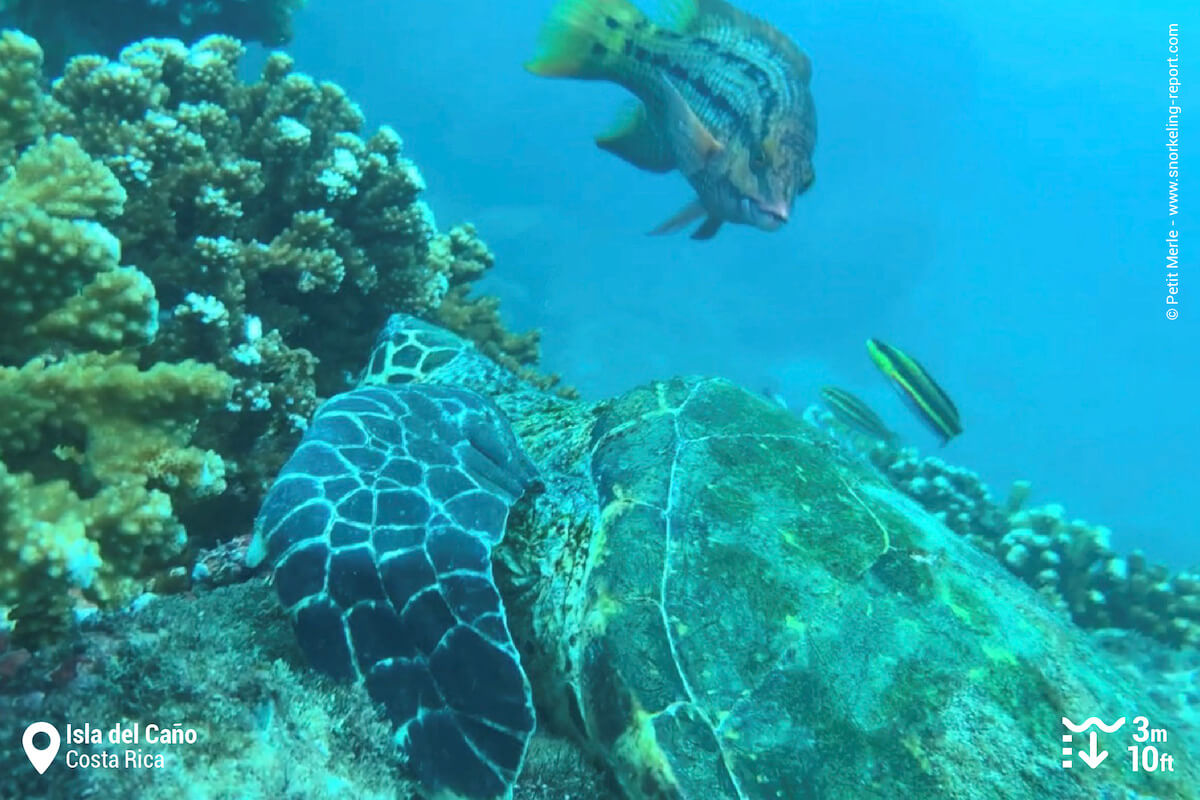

left=526, top=0, right=816, bottom=240
left=819, top=386, right=897, bottom=445
left=866, top=339, right=963, bottom=446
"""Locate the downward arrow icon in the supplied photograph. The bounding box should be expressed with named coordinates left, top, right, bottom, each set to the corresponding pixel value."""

left=1078, top=732, right=1108, bottom=768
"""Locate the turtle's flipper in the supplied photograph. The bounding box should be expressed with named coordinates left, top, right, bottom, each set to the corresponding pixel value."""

left=255, top=383, right=539, bottom=799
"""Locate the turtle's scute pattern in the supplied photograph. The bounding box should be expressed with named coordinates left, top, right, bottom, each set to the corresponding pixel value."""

left=363, top=315, right=475, bottom=387
left=256, top=380, right=540, bottom=799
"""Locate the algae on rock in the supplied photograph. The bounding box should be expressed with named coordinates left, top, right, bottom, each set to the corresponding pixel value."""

left=0, top=580, right=611, bottom=800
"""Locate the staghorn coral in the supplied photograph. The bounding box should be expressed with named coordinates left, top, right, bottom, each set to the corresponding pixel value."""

left=0, top=0, right=306, bottom=72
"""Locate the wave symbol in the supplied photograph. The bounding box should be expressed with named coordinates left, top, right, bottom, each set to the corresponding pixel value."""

left=1061, top=716, right=1126, bottom=733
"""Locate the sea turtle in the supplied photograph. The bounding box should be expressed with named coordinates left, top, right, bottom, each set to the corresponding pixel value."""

left=252, top=315, right=1199, bottom=800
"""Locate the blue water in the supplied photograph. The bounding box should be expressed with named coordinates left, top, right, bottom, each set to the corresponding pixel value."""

left=266, top=0, right=1196, bottom=567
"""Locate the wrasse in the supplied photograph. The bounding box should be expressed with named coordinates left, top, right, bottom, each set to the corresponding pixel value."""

left=819, top=386, right=896, bottom=445
left=866, top=339, right=962, bottom=446
left=526, top=0, right=816, bottom=240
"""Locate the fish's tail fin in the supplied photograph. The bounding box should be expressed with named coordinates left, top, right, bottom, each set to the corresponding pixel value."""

left=526, top=0, right=647, bottom=79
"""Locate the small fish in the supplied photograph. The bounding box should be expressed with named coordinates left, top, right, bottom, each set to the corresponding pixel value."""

left=819, top=386, right=896, bottom=445
left=526, top=0, right=816, bottom=240
left=866, top=339, right=962, bottom=446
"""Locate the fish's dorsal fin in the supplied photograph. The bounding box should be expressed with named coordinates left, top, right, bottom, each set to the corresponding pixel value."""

left=595, top=101, right=676, bottom=173
left=663, top=0, right=812, bottom=83
left=691, top=216, right=723, bottom=240
left=659, top=0, right=741, bottom=32
left=649, top=199, right=706, bottom=235
left=657, top=73, right=723, bottom=175
left=659, top=0, right=702, bottom=31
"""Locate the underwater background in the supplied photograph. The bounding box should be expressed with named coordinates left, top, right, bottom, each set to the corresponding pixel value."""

left=0, top=0, right=1198, bottom=798
left=266, top=0, right=1197, bottom=567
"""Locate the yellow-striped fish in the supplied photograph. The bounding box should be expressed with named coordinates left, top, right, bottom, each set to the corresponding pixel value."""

left=819, top=386, right=897, bottom=445
left=866, top=339, right=962, bottom=446
left=526, top=0, right=816, bottom=240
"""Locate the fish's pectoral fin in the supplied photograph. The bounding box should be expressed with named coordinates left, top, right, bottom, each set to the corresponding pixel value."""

left=596, top=102, right=676, bottom=173
left=648, top=200, right=706, bottom=236
left=657, top=73, right=724, bottom=175
left=691, top=216, right=723, bottom=240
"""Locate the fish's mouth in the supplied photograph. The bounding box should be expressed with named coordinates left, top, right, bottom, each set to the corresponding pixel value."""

left=742, top=198, right=789, bottom=230
left=761, top=204, right=789, bottom=224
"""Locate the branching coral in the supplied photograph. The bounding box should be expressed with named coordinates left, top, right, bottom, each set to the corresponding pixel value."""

left=1, top=30, right=556, bottom=641
left=0, top=356, right=231, bottom=608
left=32, top=35, right=553, bottom=506
left=867, top=445, right=1010, bottom=542
left=997, top=506, right=1200, bottom=648
left=876, top=445, right=1200, bottom=648
left=0, top=135, right=135, bottom=359
left=0, top=0, right=307, bottom=72
left=0, top=29, right=40, bottom=160
left=804, top=407, right=1200, bottom=649
left=0, top=35, right=233, bottom=642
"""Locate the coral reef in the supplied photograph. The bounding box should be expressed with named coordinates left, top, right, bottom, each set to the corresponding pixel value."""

left=998, top=505, right=1200, bottom=648
left=0, top=30, right=554, bottom=641
left=0, top=28, right=41, bottom=161
left=862, top=436, right=1200, bottom=648
left=0, top=354, right=232, bottom=602
left=867, top=444, right=1011, bottom=541
left=0, top=0, right=307, bottom=72
left=263, top=317, right=1198, bottom=797
left=34, top=35, right=557, bottom=506
left=803, top=407, right=1199, bottom=648
left=0, top=324, right=1195, bottom=797
left=0, top=36, right=234, bottom=643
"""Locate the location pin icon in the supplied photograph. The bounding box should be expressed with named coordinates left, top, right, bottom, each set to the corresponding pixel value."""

left=22, top=721, right=60, bottom=774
